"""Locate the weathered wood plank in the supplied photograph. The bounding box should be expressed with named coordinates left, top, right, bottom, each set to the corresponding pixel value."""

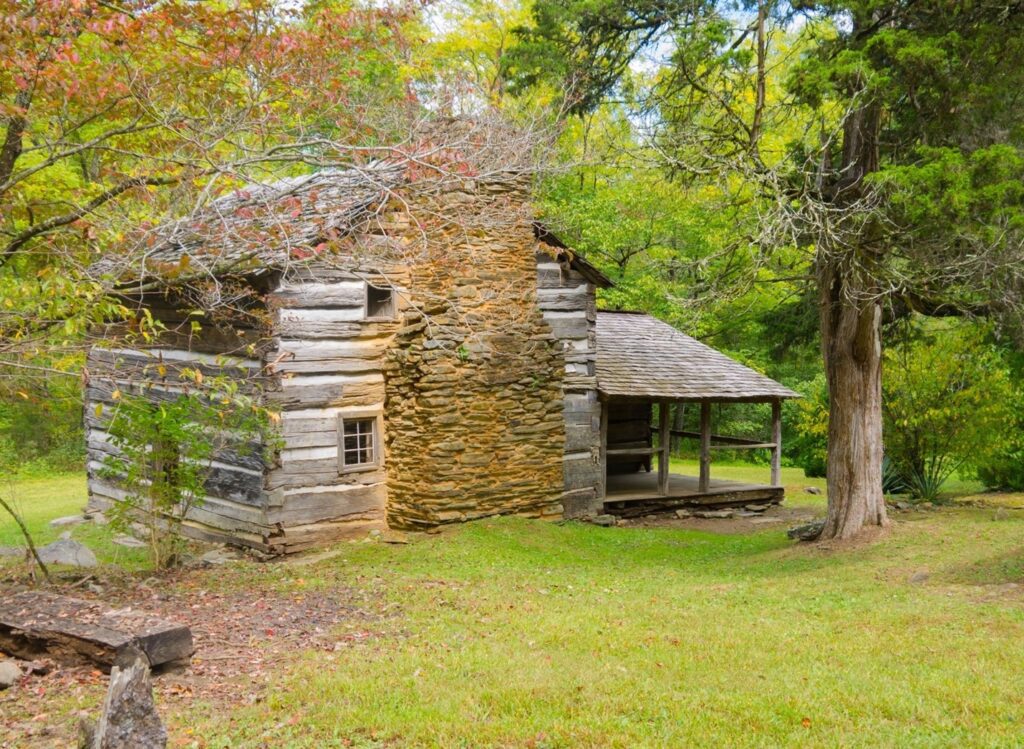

left=0, top=591, right=193, bottom=670
left=265, top=466, right=386, bottom=490
left=274, top=319, right=398, bottom=340
left=267, top=483, right=386, bottom=525
left=604, top=487, right=783, bottom=518
left=563, top=454, right=601, bottom=491
left=699, top=402, right=712, bottom=493
left=545, top=317, right=590, bottom=341
left=537, top=286, right=589, bottom=311
left=264, top=373, right=384, bottom=410
left=658, top=400, right=670, bottom=496
left=771, top=399, right=782, bottom=487
left=88, top=347, right=261, bottom=381
left=95, top=321, right=268, bottom=357
left=88, top=477, right=269, bottom=526
left=269, top=281, right=365, bottom=309
left=565, top=424, right=597, bottom=453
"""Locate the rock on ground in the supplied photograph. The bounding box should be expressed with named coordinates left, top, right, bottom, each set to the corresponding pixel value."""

left=112, top=534, right=147, bottom=549
left=0, top=659, right=21, bottom=690
left=81, top=656, right=167, bottom=749
left=37, top=538, right=97, bottom=567
left=200, top=548, right=239, bottom=566
left=49, top=515, right=86, bottom=528
left=695, top=509, right=734, bottom=519
left=590, top=514, right=617, bottom=527
left=787, top=519, right=825, bottom=541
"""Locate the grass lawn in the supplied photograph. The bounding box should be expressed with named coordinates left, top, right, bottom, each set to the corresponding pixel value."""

left=0, top=473, right=151, bottom=570
left=4, top=467, right=1024, bottom=748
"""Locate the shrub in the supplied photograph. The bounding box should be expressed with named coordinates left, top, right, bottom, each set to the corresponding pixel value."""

left=882, top=323, right=1014, bottom=502
left=976, top=387, right=1024, bottom=490
left=99, top=372, right=273, bottom=568
left=787, top=374, right=828, bottom=478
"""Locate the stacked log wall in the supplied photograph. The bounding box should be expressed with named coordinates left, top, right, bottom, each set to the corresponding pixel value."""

left=261, top=263, right=410, bottom=552
left=535, top=251, right=604, bottom=516
left=84, top=336, right=278, bottom=551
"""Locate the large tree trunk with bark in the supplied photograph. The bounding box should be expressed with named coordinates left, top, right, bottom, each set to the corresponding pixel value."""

left=818, top=259, right=889, bottom=540
left=814, top=87, right=889, bottom=541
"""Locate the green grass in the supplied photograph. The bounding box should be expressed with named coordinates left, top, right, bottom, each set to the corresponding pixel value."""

left=7, top=468, right=1024, bottom=748
left=0, top=473, right=87, bottom=547
left=0, top=472, right=148, bottom=568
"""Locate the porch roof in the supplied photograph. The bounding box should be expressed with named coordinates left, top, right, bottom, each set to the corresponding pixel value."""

left=595, top=311, right=800, bottom=402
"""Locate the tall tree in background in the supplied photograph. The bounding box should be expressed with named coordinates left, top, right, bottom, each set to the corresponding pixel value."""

left=508, top=0, right=1024, bottom=539
left=0, top=0, right=413, bottom=358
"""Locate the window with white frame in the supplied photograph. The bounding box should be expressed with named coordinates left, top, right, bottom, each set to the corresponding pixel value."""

left=338, top=414, right=380, bottom=472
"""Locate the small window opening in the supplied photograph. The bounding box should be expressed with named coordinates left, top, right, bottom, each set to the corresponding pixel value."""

left=366, top=284, right=395, bottom=319
left=339, top=416, right=378, bottom=471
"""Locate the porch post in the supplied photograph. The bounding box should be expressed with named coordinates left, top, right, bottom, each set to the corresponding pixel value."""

left=699, top=401, right=711, bottom=492
left=770, top=398, right=782, bottom=486
left=599, top=398, right=609, bottom=499
left=658, top=400, right=671, bottom=495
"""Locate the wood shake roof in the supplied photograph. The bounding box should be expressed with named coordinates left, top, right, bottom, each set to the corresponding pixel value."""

left=596, top=311, right=799, bottom=402
left=97, top=165, right=404, bottom=284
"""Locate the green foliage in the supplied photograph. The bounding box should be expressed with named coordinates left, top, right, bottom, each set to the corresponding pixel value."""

left=975, top=358, right=1024, bottom=491
left=787, top=374, right=828, bottom=478
left=882, top=322, right=1015, bottom=503
left=0, top=355, right=86, bottom=477
left=99, top=373, right=273, bottom=568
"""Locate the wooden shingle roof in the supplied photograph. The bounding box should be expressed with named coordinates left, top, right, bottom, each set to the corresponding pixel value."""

left=99, top=165, right=404, bottom=284
left=596, top=311, right=799, bottom=402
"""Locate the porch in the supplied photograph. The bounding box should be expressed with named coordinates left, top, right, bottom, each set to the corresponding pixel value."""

left=594, top=311, right=800, bottom=515
left=603, top=471, right=784, bottom=517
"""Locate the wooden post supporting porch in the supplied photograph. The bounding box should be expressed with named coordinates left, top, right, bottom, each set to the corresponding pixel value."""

left=698, top=401, right=711, bottom=493
left=657, top=400, right=671, bottom=495
left=770, top=398, right=782, bottom=486
left=598, top=398, right=609, bottom=499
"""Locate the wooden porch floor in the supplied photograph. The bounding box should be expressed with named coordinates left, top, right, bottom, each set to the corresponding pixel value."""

left=603, top=471, right=783, bottom=516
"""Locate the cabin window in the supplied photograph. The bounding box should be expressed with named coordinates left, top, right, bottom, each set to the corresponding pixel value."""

left=338, top=414, right=380, bottom=472
left=365, top=284, right=395, bottom=319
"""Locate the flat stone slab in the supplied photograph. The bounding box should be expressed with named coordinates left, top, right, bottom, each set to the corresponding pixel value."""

left=37, top=539, right=97, bottom=568
left=0, top=591, right=193, bottom=671
left=49, top=515, right=86, bottom=528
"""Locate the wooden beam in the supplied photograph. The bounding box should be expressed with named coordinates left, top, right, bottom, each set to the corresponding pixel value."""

left=708, top=443, right=776, bottom=451
left=658, top=400, right=671, bottom=495
left=670, top=430, right=774, bottom=447
left=0, top=591, right=193, bottom=671
left=699, top=402, right=711, bottom=493
left=598, top=400, right=609, bottom=500
left=771, top=398, right=782, bottom=486
left=606, top=447, right=658, bottom=456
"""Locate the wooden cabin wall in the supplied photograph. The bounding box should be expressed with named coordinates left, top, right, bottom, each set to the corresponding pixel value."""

left=261, top=264, right=409, bottom=553
left=84, top=299, right=277, bottom=551
left=606, top=401, right=653, bottom=475
left=535, top=250, right=604, bottom=517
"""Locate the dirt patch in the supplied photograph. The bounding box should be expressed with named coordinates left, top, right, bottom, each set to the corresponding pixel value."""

left=0, top=567, right=386, bottom=748
left=616, top=504, right=820, bottom=535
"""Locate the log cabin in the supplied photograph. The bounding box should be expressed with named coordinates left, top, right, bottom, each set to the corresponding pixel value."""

left=84, top=164, right=798, bottom=553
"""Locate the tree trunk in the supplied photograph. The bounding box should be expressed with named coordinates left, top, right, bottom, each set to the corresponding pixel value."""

left=813, top=65, right=888, bottom=541
left=817, top=258, right=889, bottom=540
